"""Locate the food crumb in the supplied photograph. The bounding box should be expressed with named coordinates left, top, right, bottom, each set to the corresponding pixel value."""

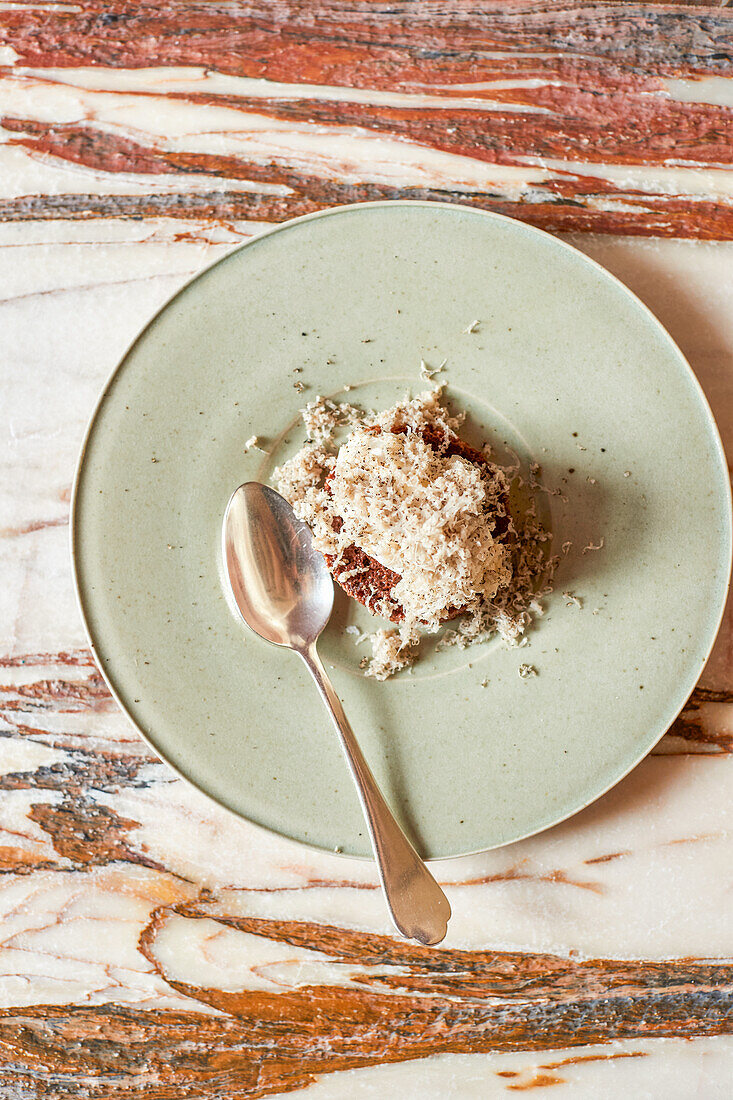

left=463, top=319, right=480, bottom=333
left=624, top=470, right=631, bottom=478
left=365, top=629, right=414, bottom=680
left=563, top=591, right=583, bottom=608
left=582, top=538, right=605, bottom=554
left=419, top=357, right=447, bottom=381
left=293, top=381, right=306, bottom=393
left=518, top=663, right=537, bottom=679
left=529, top=461, right=569, bottom=502
left=480, top=678, right=489, bottom=688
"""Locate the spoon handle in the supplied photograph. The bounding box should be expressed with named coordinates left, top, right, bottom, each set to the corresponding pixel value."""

left=301, top=643, right=451, bottom=946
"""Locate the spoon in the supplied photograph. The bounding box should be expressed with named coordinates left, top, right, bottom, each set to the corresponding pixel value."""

left=223, top=482, right=451, bottom=946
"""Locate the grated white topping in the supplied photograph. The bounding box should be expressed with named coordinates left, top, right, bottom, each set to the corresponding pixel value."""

left=274, top=388, right=554, bottom=679
left=365, top=629, right=415, bottom=681
left=330, top=428, right=510, bottom=634
left=302, top=394, right=363, bottom=444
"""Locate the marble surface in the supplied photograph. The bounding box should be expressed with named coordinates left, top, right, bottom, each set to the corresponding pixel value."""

left=1, top=3, right=733, bottom=1097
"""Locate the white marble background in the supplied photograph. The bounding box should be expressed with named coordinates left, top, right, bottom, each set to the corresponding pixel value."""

left=1, top=5, right=733, bottom=1086
left=1, top=217, right=732, bottom=1096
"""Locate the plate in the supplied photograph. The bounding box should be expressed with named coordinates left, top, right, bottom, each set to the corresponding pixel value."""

left=72, top=202, right=731, bottom=859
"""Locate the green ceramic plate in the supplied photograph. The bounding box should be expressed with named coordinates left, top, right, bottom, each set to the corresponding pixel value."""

left=72, top=202, right=731, bottom=859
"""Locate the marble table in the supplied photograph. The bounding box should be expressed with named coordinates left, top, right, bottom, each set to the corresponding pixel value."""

left=1, top=3, right=732, bottom=1096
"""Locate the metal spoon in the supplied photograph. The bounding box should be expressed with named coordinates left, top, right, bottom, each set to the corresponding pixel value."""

left=223, top=482, right=451, bottom=946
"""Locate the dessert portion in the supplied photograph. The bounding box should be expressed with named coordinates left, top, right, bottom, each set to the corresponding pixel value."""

left=275, top=388, right=552, bottom=678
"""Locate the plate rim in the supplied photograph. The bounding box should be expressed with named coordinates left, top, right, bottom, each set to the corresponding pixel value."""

left=70, top=199, right=733, bottom=861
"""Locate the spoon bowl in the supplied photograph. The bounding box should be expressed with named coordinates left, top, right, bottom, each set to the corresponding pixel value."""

left=224, top=482, right=333, bottom=648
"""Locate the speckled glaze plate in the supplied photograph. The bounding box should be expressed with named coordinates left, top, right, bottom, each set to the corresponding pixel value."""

left=72, top=202, right=731, bottom=860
